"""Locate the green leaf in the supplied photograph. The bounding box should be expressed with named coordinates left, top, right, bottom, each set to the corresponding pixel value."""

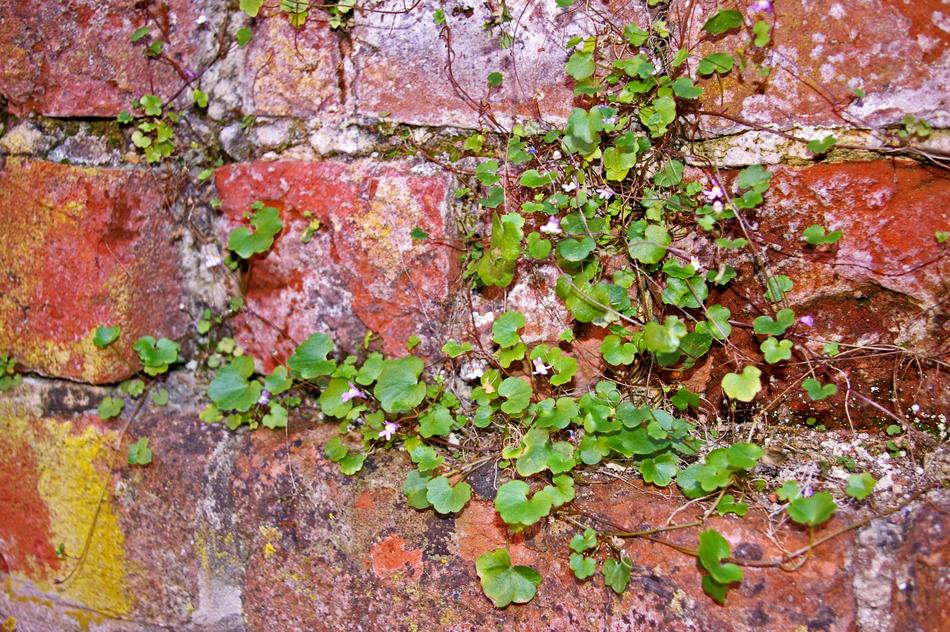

left=753, top=19, right=770, bottom=47
left=565, top=51, right=595, bottom=80
left=426, top=476, right=472, bottom=514
left=653, top=159, right=684, bottom=187
left=726, top=443, right=763, bottom=470
left=520, top=169, right=556, bottom=188
left=441, top=340, right=473, bottom=358
left=139, top=94, right=163, bottom=116
left=802, top=224, right=843, bottom=245
left=131, top=26, right=150, bottom=42
left=776, top=480, right=800, bottom=502
left=492, top=311, right=525, bottom=347
left=761, top=337, right=793, bottom=363
left=557, top=237, right=596, bottom=262
left=93, top=325, right=121, bottom=349
left=228, top=205, right=282, bottom=258
left=374, top=357, right=426, bottom=413
left=526, top=232, right=552, bottom=259
left=409, top=444, right=444, bottom=473
left=846, top=473, right=876, bottom=501
left=487, top=72, right=503, bottom=87
left=150, top=388, right=169, bottom=406
left=569, top=553, right=596, bottom=580
left=498, top=377, right=532, bottom=414
left=495, top=480, right=552, bottom=527
left=240, top=0, right=264, bottom=17
left=338, top=452, right=365, bottom=475
left=627, top=222, right=670, bottom=264
left=475, top=548, right=541, bottom=608
left=262, top=403, right=288, bottom=429
left=419, top=406, right=454, bottom=438
left=563, top=107, right=603, bottom=155
left=697, top=53, right=734, bottom=76
left=570, top=528, right=597, bottom=553
left=787, top=491, right=837, bottom=527
left=671, top=76, right=703, bottom=99
left=753, top=308, right=796, bottom=335
left=208, top=356, right=262, bottom=412
left=287, top=333, right=335, bottom=379
left=264, top=366, right=293, bottom=395
left=624, top=23, right=649, bottom=46
left=640, top=452, right=678, bottom=486
left=698, top=529, right=743, bottom=585
left=403, top=469, right=432, bottom=509
left=601, top=335, right=636, bottom=366
left=132, top=336, right=179, bottom=375
left=410, top=227, right=428, bottom=240
left=235, top=27, right=253, bottom=47
left=98, top=396, right=125, bottom=420
left=721, top=366, right=762, bottom=402
left=764, top=275, right=793, bottom=302
left=702, top=9, right=743, bottom=35
left=192, top=88, right=209, bottom=108
left=603, top=556, right=632, bottom=594
left=643, top=316, right=687, bottom=354
left=127, top=437, right=153, bottom=466
left=602, top=147, right=637, bottom=181
left=640, top=96, right=677, bottom=137
left=716, top=494, right=748, bottom=517
left=807, top=135, right=837, bottom=155
left=803, top=378, right=837, bottom=401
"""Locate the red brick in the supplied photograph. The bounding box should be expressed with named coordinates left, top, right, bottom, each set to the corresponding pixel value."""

left=0, top=0, right=205, bottom=116
left=675, top=0, right=950, bottom=130
left=0, top=158, right=187, bottom=383
left=214, top=160, right=456, bottom=367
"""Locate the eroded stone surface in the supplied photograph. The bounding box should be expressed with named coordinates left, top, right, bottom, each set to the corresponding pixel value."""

left=0, top=158, right=187, bottom=383
left=214, top=159, right=457, bottom=367
left=0, top=0, right=210, bottom=116
left=676, top=0, right=950, bottom=132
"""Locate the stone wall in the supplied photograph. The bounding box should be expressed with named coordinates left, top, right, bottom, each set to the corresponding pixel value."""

left=0, top=1, right=948, bottom=630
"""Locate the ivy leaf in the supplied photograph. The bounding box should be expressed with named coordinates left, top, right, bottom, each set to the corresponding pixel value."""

left=557, top=237, right=596, bottom=262
left=98, top=396, right=125, bottom=420
left=563, top=107, right=603, bottom=155
left=441, top=340, right=473, bottom=358
left=338, top=452, right=365, bottom=475
left=803, top=378, right=838, bottom=401
left=514, top=427, right=551, bottom=476
left=264, top=366, right=293, bottom=395
left=641, top=97, right=677, bottom=138
left=624, top=23, right=649, bottom=46
left=132, top=336, right=180, bottom=375
left=753, top=308, right=796, bottom=335
left=642, top=316, right=687, bottom=354
left=601, top=335, right=636, bottom=366
left=716, top=494, right=748, bottom=517
left=409, top=444, right=444, bottom=473
left=570, top=528, right=598, bottom=553
left=776, top=480, right=800, bottom=501
left=807, top=135, right=837, bottom=156
left=262, top=403, right=288, bottom=429
left=569, top=553, right=596, bottom=580
left=127, top=437, right=153, bottom=466
left=764, top=275, right=793, bottom=302
left=753, top=19, right=770, bottom=47
left=602, top=147, right=637, bottom=181
left=208, top=356, right=262, bottom=412
left=487, top=71, right=503, bottom=87
left=235, top=27, right=253, bottom=47
left=697, top=304, right=732, bottom=341
left=671, top=76, right=703, bottom=99
left=721, top=366, right=762, bottom=402
left=697, top=53, right=734, bottom=76
left=324, top=436, right=349, bottom=462
left=93, top=326, right=121, bottom=349
left=702, top=9, right=743, bottom=35
left=520, top=169, right=556, bottom=188
left=565, top=51, right=595, bottom=80
left=495, top=480, right=553, bottom=527
left=627, top=222, right=670, bottom=264
left=697, top=529, right=743, bottom=585
left=475, top=548, right=541, bottom=608
left=425, top=476, right=472, bottom=514
left=846, top=473, right=876, bottom=501
left=653, top=159, right=684, bottom=187
left=228, top=205, right=282, bottom=259
left=787, top=491, right=837, bottom=527
left=526, top=232, right=552, bottom=259
left=240, top=0, right=264, bottom=17
left=603, top=556, right=633, bottom=594
left=761, top=337, right=793, bottom=363
left=374, top=357, right=426, bottom=413
left=535, top=397, right=579, bottom=430
left=403, top=469, right=432, bottom=509
left=726, top=443, right=763, bottom=470
left=150, top=388, right=169, bottom=406
left=419, top=406, right=454, bottom=438
left=288, top=333, right=335, bottom=379
left=640, top=452, right=678, bottom=486
left=492, top=311, right=525, bottom=347
left=802, top=224, right=843, bottom=245
left=498, top=377, right=532, bottom=414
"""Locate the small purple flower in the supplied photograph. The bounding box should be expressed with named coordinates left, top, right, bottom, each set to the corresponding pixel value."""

left=379, top=421, right=399, bottom=440
left=539, top=216, right=562, bottom=235
left=340, top=382, right=366, bottom=403
left=749, top=0, right=773, bottom=14
left=801, top=486, right=814, bottom=498
left=526, top=146, right=537, bottom=155
left=712, top=200, right=724, bottom=214
left=184, top=67, right=198, bottom=82
left=258, top=389, right=271, bottom=406
left=800, top=314, right=815, bottom=327
left=532, top=358, right=550, bottom=375
left=703, top=184, right=725, bottom=203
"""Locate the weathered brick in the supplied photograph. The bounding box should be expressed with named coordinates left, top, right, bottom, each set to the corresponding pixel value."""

left=0, top=0, right=207, bottom=116
left=214, top=159, right=456, bottom=368
left=346, top=0, right=649, bottom=128
left=677, top=0, right=950, bottom=131
left=0, top=158, right=187, bottom=383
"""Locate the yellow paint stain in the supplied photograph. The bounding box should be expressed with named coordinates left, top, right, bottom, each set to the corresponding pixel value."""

left=263, top=542, right=277, bottom=558
left=0, top=412, right=130, bottom=617
left=2, top=616, right=16, bottom=631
